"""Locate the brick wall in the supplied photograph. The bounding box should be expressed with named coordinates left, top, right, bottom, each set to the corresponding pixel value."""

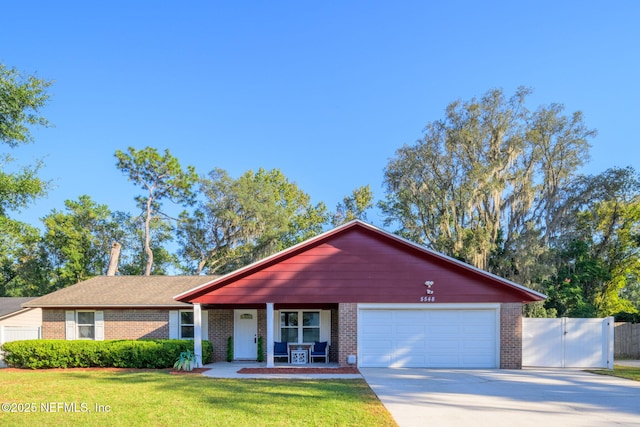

left=338, top=303, right=357, bottom=367
left=104, top=309, right=169, bottom=339
left=209, top=309, right=233, bottom=362
left=42, top=309, right=66, bottom=339
left=500, top=303, right=523, bottom=369
left=330, top=308, right=338, bottom=363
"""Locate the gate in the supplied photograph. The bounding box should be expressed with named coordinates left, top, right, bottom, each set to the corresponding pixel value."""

left=522, top=317, right=614, bottom=369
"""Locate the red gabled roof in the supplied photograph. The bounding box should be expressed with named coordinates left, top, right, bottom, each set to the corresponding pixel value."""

left=175, top=220, right=546, bottom=305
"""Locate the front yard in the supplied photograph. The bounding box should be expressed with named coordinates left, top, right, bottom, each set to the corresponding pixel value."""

left=590, top=364, right=640, bottom=382
left=0, top=369, right=396, bottom=426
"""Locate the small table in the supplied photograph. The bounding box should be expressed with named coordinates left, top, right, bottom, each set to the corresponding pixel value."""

left=290, top=348, right=308, bottom=364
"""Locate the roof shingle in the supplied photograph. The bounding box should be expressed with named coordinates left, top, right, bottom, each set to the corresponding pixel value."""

left=23, top=276, right=218, bottom=308
left=0, top=297, right=37, bottom=318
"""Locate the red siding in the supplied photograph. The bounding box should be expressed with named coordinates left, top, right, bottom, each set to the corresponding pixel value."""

left=189, top=226, right=540, bottom=305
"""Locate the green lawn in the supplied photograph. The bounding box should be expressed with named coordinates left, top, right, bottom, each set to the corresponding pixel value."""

left=0, top=369, right=397, bottom=426
left=589, top=365, right=640, bottom=382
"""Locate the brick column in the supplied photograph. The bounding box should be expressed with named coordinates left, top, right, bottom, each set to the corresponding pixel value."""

left=338, top=303, right=357, bottom=367
left=500, top=303, right=523, bottom=369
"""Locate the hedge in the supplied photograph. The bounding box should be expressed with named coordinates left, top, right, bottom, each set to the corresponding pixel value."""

left=1, top=339, right=213, bottom=369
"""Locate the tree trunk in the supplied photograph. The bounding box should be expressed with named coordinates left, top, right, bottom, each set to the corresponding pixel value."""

left=106, top=241, right=121, bottom=276
left=144, top=197, right=154, bottom=276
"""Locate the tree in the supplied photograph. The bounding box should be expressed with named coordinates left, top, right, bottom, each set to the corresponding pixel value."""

left=0, top=216, right=48, bottom=296
left=177, top=168, right=328, bottom=274
left=380, top=87, right=596, bottom=282
left=115, top=147, right=198, bottom=275
left=570, top=168, right=639, bottom=315
left=41, top=195, right=123, bottom=288
left=331, top=185, right=374, bottom=226
left=530, top=167, right=640, bottom=317
left=0, top=64, right=52, bottom=295
left=117, top=211, right=178, bottom=275
left=0, top=64, right=52, bottom=239
left=0, top=64, right=52, bottom=146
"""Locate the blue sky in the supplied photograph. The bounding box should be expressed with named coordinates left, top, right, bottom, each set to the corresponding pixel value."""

left=2, top=1, right=639, bottom=229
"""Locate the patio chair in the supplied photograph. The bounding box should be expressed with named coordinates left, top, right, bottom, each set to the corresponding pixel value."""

left=310, top=341, right=329, bottom=364
left=274, top=341, right=289, bottom=363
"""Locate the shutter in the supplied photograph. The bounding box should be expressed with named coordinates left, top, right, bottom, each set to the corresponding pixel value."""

left=94, top=311, right=104, bottom=341
left=65, top=310, right=76, bottom=340
left=169, top=310, right=179, bottom=339
left=201, top=310, right=209, bottom=341
left=320, top=310, right=331, bottom=344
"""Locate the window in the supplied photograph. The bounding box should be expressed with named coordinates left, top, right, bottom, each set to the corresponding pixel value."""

left=280, top=311, right=320, bottom=343
left=180, top=311, right=194, bottom=339
left=280, top=312, right=298, bottom=342
left=76, top=311, right=95, bottom=340
left=302, top=312, right=320, bottom=342
left=66, top=310, right=103, bottom=341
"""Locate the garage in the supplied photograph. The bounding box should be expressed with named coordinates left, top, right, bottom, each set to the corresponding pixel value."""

left=358, top=305, right=499, bottom=368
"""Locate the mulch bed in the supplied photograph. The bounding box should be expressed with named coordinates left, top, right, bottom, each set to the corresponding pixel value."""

left=2, top=367, right=209, bottom=374
left=237, top=367, right=360, bottom=374
left=1, top=367, right=158, bottom=372
left=2, top=366, right=360, bottom=375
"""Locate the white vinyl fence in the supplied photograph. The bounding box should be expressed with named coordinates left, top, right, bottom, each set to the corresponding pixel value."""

left=523, top=317, right=614, bottom=369
left=0, top=325, right=41, bottom=367
left=0, top=325, right=41, bottom=344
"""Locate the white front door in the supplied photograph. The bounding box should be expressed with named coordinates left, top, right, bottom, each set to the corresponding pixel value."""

left=234, top=309, right=258, bottom=360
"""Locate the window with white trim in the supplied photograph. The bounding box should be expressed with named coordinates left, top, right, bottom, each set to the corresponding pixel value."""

left=180, top=310, right=194, bottom=339
left=280, top=311, right=320, bottom=343
left=76, top=311, right=95, bottom=340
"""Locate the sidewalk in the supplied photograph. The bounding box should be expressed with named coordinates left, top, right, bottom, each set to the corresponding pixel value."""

left=200, top=361, right=363, bottom=379
left=615, top=359, right=640, bottom=367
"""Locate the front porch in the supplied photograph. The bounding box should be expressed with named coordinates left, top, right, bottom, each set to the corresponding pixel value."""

left=190, top=303, right=355, bottom=367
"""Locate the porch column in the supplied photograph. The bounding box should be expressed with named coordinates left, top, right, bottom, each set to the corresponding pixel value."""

left=266, top=302, right=274, bottom=367
left=193, top=303, right=202, bottom=368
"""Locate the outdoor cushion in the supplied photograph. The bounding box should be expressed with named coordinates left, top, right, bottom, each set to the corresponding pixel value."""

left=274, top=341, right=287, bottom=354
left=312, top=341, right=327, bottom=354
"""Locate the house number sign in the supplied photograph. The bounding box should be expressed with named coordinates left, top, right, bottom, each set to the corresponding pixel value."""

left=420, top=280, right=435, bottom=302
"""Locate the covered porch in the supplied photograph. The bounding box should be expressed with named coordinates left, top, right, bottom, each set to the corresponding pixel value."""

left=190, top=303, right=346, bottom=367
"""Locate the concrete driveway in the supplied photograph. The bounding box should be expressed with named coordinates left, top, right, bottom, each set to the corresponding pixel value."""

left=360, top=368, right=640, bottom=427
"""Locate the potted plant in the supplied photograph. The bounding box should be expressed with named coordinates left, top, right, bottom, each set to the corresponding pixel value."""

left=173, top=349, right=195, bottom=372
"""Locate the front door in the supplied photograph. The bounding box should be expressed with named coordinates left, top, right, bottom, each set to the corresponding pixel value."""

left=234, top=309, right=258, bottom=360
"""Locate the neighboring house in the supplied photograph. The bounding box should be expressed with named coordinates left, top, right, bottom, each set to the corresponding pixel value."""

left=25, top=220, right=545, bottom=369
left=23, top=276, right=217, bottom=341
left=0, top=297, right=42, bottom=344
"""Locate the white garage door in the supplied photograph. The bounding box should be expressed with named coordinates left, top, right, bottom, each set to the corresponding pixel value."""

left=359, top=308, right=498, bottom=368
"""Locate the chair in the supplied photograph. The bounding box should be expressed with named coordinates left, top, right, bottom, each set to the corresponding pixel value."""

left=274, top=341, right=289, bottom=363
left=310, top=341, right=329, bottom=364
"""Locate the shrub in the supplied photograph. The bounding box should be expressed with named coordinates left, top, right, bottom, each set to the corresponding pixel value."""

left=226, top=336, right=233, bottom=362
left=614, top=312, right=640, bottom=323
left=1, top=339, right=213, bottom=369
left=257, top=336, right=264, bottom=362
